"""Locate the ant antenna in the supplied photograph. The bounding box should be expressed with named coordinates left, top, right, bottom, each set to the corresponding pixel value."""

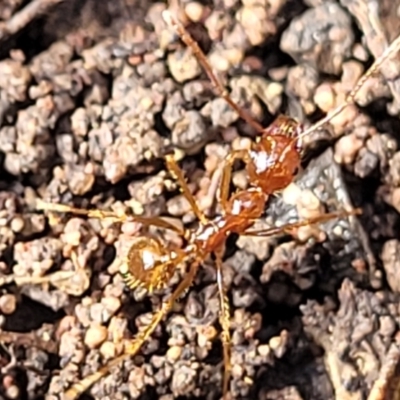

left=277, top=33, right=400, bottom=160
left=162, top=10, right=265, bottom=134
left=294, top=33, right=400, bottom=145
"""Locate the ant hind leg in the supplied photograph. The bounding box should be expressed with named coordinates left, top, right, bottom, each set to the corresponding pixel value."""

left=0, top=247, right=89, bottom=295
left=64, top=260, right=201, bottom=400
left=214, top=247, right=232, bottom=399
left=36, top=199, right=185, bottom=235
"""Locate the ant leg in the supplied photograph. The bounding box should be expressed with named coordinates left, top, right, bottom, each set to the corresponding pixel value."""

left=218, top=149, right=251, bottom=210
left=164, top=153, right=208, bottom=224
left=299, top=33, right=400, bottom=139
left=0, top=249, right=89, bottom=296
left=162, top=10, right=265, bottom=134
left=64, top=260, right=200, bottom=400
left=214, top=247, right=232, bottom=399
left=243, top=208, right=361, bottom=237
left=0, top=270, right=76, bottom=288
left=36, top=199, right=185, bottom=235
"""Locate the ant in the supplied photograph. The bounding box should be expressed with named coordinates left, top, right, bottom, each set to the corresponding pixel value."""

left=33, top=10, right=400, bottom=400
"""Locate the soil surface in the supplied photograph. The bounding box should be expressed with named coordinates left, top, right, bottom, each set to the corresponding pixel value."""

left=0, top=0, right=400, bottom=399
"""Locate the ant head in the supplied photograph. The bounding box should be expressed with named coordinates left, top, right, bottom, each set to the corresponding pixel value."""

left=247, top=115, right=303, bottom=194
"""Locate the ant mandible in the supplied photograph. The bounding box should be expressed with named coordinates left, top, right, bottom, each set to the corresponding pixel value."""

left=34, top=10, right=400, bottom=400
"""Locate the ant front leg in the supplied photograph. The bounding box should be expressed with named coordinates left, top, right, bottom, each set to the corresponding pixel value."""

left=214, top=247, right=232, bottom=400
left=219, top=149, right=251, bottom=210
left=36, top=199, right=185, bottom=235
left=64, top=260, right=201, bottom=400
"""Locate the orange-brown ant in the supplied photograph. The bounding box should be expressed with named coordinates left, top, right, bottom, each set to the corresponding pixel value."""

left=33, top=10, right=400, bottom=400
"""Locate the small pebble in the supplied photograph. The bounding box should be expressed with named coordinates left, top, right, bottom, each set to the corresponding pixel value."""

left=166, top=345, right=182, bottom=362
left=282, top=183, right=302, bottom=205
left=196, top=325, right=218, bottom=347
left=231, top=363, right=244, bottom=378
left=108, top=316, right=128, bottom=343
left=390, top=187, right=400, bottom=214
left=167, top=48, right=202, bottom=83
left=314, top=83, right=335, bottom=113
left=101, top=296, right=122, bottom=317
left=268, top=335, right=281, bottom=351
left=100, top=341, right=117, bottom=359
left=208, top=50, right=230, bottom=72
left=75, top=303, right=91, bottom=327
left=353, top=43, right=369, bottom=62
left=5, top=384, right=19, bottom=399
left=2, top=374, right=13, bottom=390
left=334, top=133, right=364, bottom=165
left=0, top=294, right=17, bottom=314
left=84, top=323, right=108, bottom=349
left=236, top=4, right=274, bottom=46
left=258, top=344, right=271, bottom=357
left=379, top=315, right=396, bottom=337
left=10, top=217, right=24, bottom=233
left=56, top=315, right=77, bottom=338
left=89, top=303, right=107, bottom=324
left=296, top=189, right=323, bottom=220
left=184, top=2, right=204, bottom=22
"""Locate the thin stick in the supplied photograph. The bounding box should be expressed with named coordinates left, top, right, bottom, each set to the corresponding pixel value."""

left=0, top=0, right=65, bottom=41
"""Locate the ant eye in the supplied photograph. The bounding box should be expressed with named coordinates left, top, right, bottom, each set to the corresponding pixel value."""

left=293, top=166, right=299, bottom=176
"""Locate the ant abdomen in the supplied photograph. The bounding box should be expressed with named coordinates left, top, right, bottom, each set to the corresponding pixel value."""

left=120, top=236, right=178, bottom=292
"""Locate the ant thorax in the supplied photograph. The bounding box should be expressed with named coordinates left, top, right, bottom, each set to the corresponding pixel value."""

left=192, top=187, right=267, bottom=253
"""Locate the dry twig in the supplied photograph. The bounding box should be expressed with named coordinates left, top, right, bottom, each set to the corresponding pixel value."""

left=0, top=0, right=65, bottom=41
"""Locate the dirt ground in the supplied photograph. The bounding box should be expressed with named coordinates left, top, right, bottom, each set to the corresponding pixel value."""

left=1, top=0, right=400, bottom=399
